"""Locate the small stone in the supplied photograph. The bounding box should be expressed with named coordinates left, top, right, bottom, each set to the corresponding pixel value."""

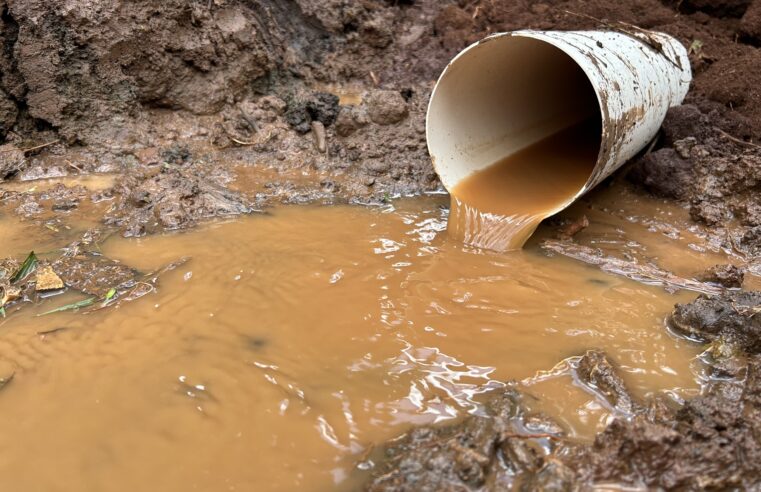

left=699, top=264, right=745, bottom=288
left=673, top=137, right=697, bottom=159
left=35, top=265, right=65, bottom=291
left=335, top=108, right=364, bottom=137
left=311, top=120, right=327, bottom=153
left=258, top=95, right=287, bottom=114
left=366, top=90, right=409, bottom=125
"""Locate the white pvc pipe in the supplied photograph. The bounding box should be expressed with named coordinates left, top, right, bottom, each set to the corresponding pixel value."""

left=426, top=30, right=691, bottom=211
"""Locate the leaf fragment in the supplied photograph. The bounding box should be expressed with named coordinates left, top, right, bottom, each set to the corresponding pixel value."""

left=37, top=297, right=96, bottom=317
left=10, top=251, right=38, bottom=284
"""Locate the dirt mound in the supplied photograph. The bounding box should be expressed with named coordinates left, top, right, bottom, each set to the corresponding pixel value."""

left=628, top=103, right=761, bottom=230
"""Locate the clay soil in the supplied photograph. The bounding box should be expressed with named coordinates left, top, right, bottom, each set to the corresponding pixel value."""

left=1, top=0, right=761, bottom=490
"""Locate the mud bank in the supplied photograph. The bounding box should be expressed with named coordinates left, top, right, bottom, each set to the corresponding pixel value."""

left=0, top=0, right=759, bottom=240
left=366, top=292, right=761, bottom=491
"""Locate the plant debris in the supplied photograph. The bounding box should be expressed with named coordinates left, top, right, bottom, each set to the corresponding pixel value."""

left=9, top=251, right=37, bottom=284
left=34, top=265, right=64, bottom=291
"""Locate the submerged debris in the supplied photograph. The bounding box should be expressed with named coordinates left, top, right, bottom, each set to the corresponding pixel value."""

left=0, top=230, right=190, bottom=317
left=106, top=167, right=256, bottom=237
left=52, top=254, right=140, bottom=297
left=542, top=239, right=725, bottom=295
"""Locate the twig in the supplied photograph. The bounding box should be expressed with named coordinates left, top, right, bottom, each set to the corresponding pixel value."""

left=37, top=326, right=69, bottom=336
left=66, top=160, right=84, bottom=173
left=229, top=136, right=258, bottom=146
left=0, top=140, right=60, bottom=153
left=715, top=127, right=761, bottom=150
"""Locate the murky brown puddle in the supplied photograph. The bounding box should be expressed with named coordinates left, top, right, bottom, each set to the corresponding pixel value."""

left=0, top=188, right=743, bottom=491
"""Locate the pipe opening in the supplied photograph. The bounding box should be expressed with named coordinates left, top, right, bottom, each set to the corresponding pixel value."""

left=427, top=34, right=603, bottom=251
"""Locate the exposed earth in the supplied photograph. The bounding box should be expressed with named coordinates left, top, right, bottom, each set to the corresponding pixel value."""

left=1, top=0, right=761, bottom=490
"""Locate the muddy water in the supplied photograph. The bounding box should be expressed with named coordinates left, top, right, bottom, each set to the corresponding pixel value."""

left=0, top=196, right=707, bottom=491
left=0, top=194, right=708, bottom=491
left=448, top=121, right=598, bottom=251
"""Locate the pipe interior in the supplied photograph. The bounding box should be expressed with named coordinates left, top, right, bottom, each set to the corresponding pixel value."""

left=427, top=35, right=602, bottom=191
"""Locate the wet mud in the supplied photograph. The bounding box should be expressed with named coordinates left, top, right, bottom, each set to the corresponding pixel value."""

left=367, top=292, right=761, bottom=491
left=0, top=0, right=760, bottom=490
left=0, top=0, right=758, bottom=239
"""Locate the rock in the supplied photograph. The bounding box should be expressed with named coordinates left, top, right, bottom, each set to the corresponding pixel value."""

left=556, top=215, right=589, bottom=240
left=627, top=148, right=694, bottom=199
left=35, top=265, right=64, bottom=292
left=0, top=285, right=21, bottom=306
left=335, top=107, right=369, bottom=137
left=311, top=120, right=327, bottom=153
left=670, top=291, right=761, bottom=354
left=673, top=137, right=697, bottom=159
left=573, top=350, right=641, bottom=416
left=366, top=90, right=409, bottom=125
left=284, top=102, right=311, bottom=134
left=0, top=144, right=26, bottom=181
left=284, top=92, right=340, bottom=133
left=133, top=147, right=161, bottom=166
left=258, top=95, right=287, bottom=115
left=307, top=92, right=340, bottom=127
left=699, top=264, right=745, bottom=288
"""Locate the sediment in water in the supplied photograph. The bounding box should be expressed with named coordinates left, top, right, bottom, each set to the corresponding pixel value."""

left=447, top=120, right=599, bottom=251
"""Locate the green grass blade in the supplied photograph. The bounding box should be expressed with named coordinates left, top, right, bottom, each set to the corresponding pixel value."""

left=10, top=251, right=38, bottom=284
left=37, top=297, right=95, bottom=317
